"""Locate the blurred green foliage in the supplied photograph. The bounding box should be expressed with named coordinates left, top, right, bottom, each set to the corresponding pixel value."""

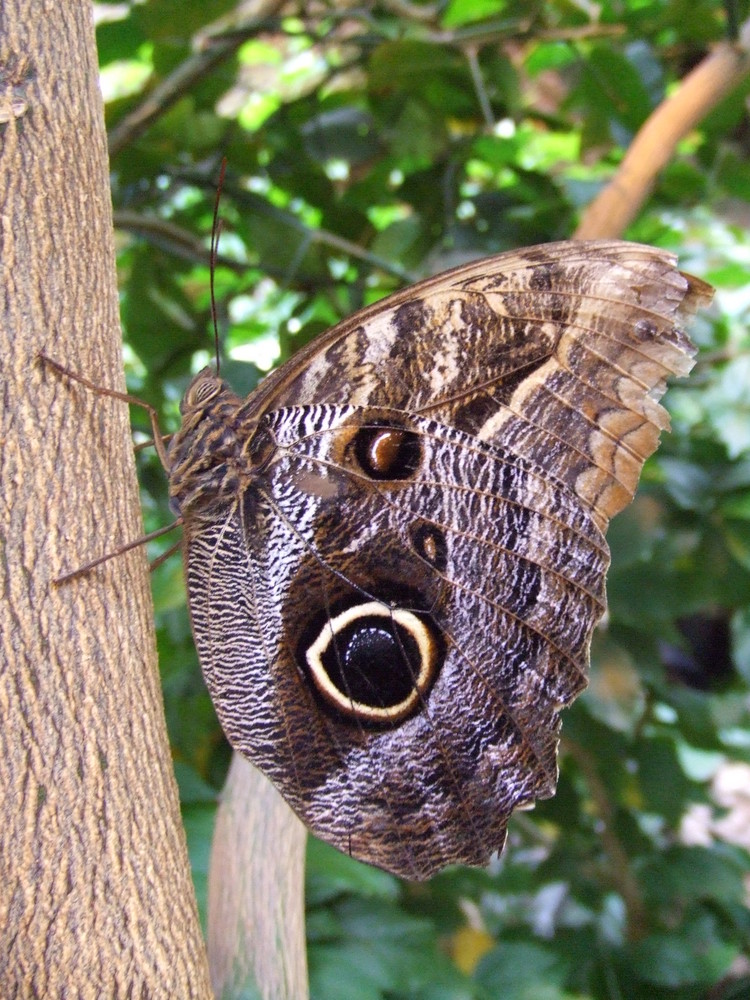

left=98, top=0, right=750, bottom=996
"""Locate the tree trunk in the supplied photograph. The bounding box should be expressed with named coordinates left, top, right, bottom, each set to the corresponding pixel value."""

left=0, top=3, right=212, bottom=996
left=208, top=756, right=308, bottom=1000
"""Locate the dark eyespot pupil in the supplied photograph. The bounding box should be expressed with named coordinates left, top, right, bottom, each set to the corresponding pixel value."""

left=346, top=625, right=391, bottom=664
left=354, top=426, right=421, bottom=480
left=329, top=620, right=419, bottom=707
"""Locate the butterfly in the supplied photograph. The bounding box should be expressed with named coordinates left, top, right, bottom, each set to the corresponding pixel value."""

left=109, top=240, right=716, bottom=880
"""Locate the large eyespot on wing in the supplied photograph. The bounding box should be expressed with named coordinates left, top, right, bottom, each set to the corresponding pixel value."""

left=301, top=600, right=443, bottom=724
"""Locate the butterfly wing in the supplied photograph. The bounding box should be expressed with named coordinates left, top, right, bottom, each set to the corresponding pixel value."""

left=171, top=240, right=711, bottom=879
left=251, top=239, right=711, bottom=528
left=184, top=406, right=608, bottom=878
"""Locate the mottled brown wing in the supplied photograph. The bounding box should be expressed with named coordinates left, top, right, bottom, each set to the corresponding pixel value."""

left=168, top=239, right=712, bottom=880
left=182, top=407, right=608, bottom=879
left=250, top=239, right=712, bottom=529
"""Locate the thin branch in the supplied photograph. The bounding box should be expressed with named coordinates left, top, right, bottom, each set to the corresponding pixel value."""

left=113, top=211, right=246, bottom=272
left=108, top=38, right=241, bottom=159
left=535, top=24, right=626, bottom=41
left=380, top=0, right=440, bottom=22
left=575, top=21, right=750, bottom=239
left=465, top=44, right=495, bottom=128
left=219, top=184, right=419, bottom=284
left=108, top=0, right=288, bottom=159
left=308, top=224, right=417, bottom=283
left=121, top=202, right=415, bottom=284
left=563, top=737, right=649, bottom=942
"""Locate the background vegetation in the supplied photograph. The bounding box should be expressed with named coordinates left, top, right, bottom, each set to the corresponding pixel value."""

left=97, top=1, right=750, bottom=997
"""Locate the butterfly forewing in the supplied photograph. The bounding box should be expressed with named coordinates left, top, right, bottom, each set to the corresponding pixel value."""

left=169, top=240, right=712, bottom=879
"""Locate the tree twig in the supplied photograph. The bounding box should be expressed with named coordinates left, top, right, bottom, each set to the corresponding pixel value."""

left=465, top=44, right=495, bottom=128
left=108, top=0, right=288, bottom=159
left=575, top=22, right=750, bottom=239
left=562, top=737, right=649, bottom=942
left=217, top=183, right=419, bottom=284
left=380, top=0, right=439, bottom=22
left=113, top=210, right=247, bottom=271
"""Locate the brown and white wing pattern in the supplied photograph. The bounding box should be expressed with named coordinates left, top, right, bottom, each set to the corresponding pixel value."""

left=261, top=240, right=712, bottom=528
left=168, top=240, right=712, bottom=879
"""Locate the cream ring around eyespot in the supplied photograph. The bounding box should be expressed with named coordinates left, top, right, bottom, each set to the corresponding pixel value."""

left=305, top=601, right=437, bottom=722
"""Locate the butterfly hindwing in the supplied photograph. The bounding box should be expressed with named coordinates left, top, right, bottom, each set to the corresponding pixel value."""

left=187, top=406, right=603, bottom=878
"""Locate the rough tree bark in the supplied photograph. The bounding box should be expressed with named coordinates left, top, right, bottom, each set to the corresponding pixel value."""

left=0, top=3, right=212, bottom=996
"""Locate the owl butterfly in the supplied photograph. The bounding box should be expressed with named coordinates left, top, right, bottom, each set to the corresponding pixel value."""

left=166, top=240, right=711, bottom=881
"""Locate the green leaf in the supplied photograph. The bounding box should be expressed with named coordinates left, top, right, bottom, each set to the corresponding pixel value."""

left=721, top=492, right=750, bottom=520
left=476, top=942, right=568, bottom=998
left=97, top=14, right=146, bottom=66
left=306, top=838, right=399, bottom=907
left=659, top=457, right=717, bottom=512
left=639, top=846, right=748, bottom=909
left=628, top=924, right=737, bottom=988
left=368, top=41, right=473, bottom=114
left=442, top=0, right=513, bottom=29
left=174, top=762, right=218, bottom=805
left=633, top=736, right=695, bottom=825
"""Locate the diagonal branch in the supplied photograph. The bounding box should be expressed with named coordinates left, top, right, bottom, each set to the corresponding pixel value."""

left=575, top=22, right=750, bottom=239
left=562, top=737, right=649, bottom=942
left=108, top=0, right=288, bottom=159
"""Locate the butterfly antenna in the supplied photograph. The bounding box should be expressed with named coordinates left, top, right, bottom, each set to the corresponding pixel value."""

left=210, top=157, right=227, bottom=375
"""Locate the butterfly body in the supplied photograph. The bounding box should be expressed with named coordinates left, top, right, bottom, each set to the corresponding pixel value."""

left=167, top=240, right=711, bottom=879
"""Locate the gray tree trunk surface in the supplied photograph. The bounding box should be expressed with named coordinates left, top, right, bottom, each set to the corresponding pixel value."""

left=209, top=755, right=309, bottom=1000
left=0, top=3, right=212, bottom=995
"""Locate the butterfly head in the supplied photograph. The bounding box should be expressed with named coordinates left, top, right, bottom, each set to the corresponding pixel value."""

left=180, top=368, right=225, bottom=411
left=167, top=368, right=263, bottom=518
